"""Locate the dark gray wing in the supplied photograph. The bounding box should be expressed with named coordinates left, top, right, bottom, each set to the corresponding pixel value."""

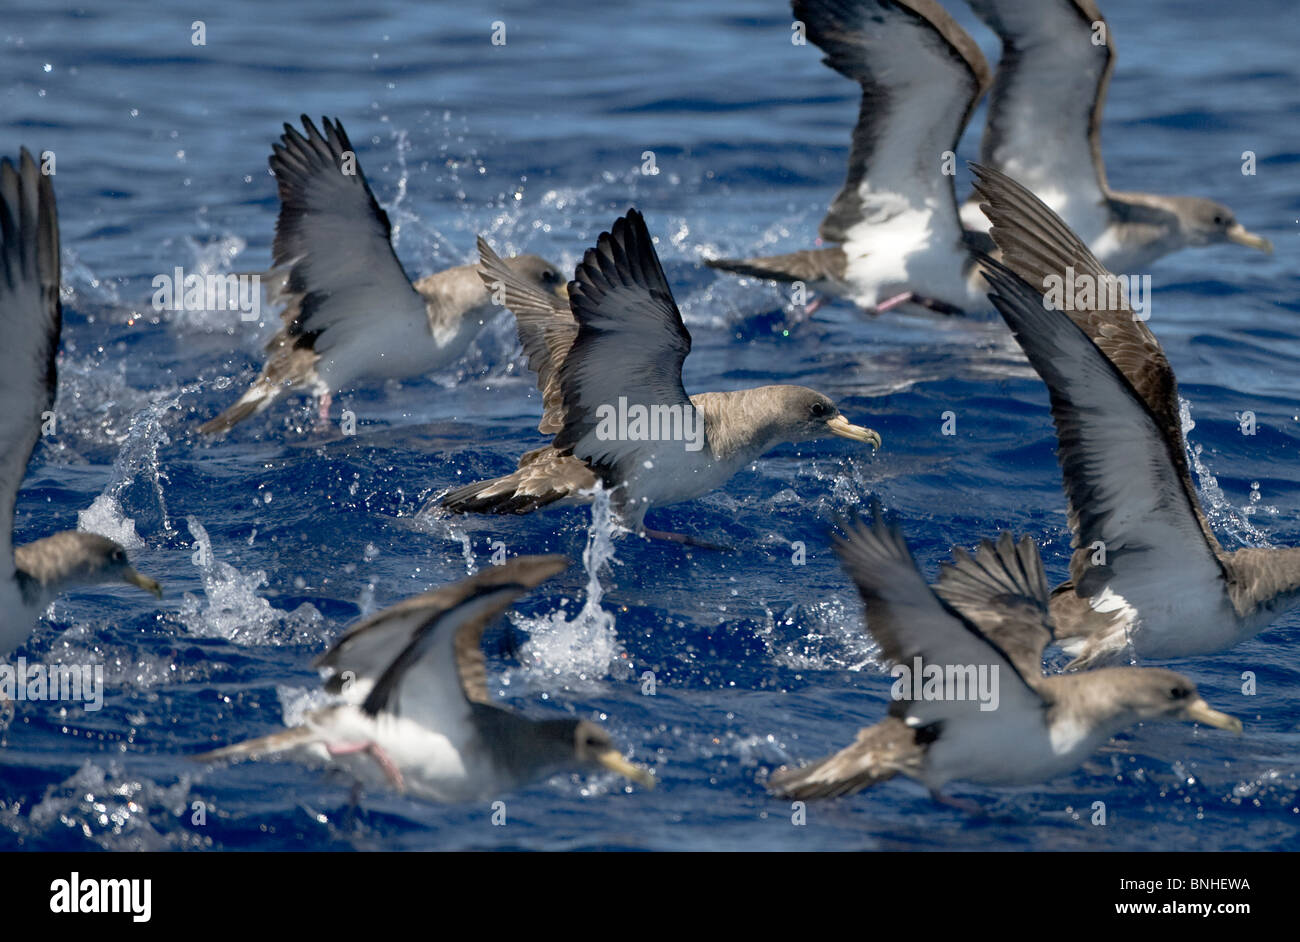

left=551, top=209, right=693, bottom=481
left=0, top=149, right=59, bottom=576
left=269, top=115, right=427, bottom=357
left=968, top=0, right=1112, bottom=207
left=795, top=0, right=990, bottom=245
left=313, top=555, right=568, bottom=726
left=973, top=162, right=1227, bottom=567
left=832, top=506, right=1045, bottom=725
left=981, top=256, right=1230, bottom=613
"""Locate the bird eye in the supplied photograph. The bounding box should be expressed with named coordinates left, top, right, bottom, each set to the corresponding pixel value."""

left=111, top=549, right=125, bottom=562
left=1213, top=215, right=1226, bottom=226
left=810, top=402, right=832, bottom=419
left=542, top=269, right=559, bottom=284
left=1169, top=687, right=1190, bottom=700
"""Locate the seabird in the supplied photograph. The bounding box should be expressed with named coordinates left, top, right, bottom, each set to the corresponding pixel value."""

left=0, top=150, right=163, bottom=661
left=974, top=164, right=1300, bottom=667
left=194, top=555, right=653, bottom=801
left=199, top=115, right=568, bottom=434
left=959, top=0, right=1272, bottom=270
left=706, top=0, right=994, bottom=315
left=766, top=507, right=1241, bottom=804
left=439, top=209, right=881, bottom=542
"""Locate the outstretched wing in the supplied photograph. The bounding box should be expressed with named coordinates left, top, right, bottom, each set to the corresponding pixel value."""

left=981, top=256, right=1229, bottom=621
left=313, top=556, right=568, bottom=730
left=933, top=531, right=1053, bottom=680
left=833, top=505, right=1045, bottom=726
left=0, top=149, right=60, bottom=579
left=795, top=0, right=989, bottom=246
left=968, top=0, right=1112, bottom=225
left=552, top=210, right=693, bottom=483
left=268, top=115, right=428, bottom=358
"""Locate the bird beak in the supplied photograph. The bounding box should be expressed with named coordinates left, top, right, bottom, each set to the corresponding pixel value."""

left=596, top=749, right=655, bottom=788
left=827, top=415, right=882, bottom=450
left=123, top=568, right=163, bottom=599
left=1183, top=698, right=1242, bottom=734
left=554, top=282, right=570, bottom=300
left=1226, top=223, right=1273, bottom=254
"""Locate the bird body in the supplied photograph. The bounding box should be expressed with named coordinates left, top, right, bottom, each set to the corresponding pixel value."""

left=768, top=509, right=1241, bottom=802
left=200, top=116, right=566, bottom=434
left=975, top=164, right=1296, bottom=667
left=440, top=210, right=879, bottom=534
left=0, top=151, right=161, bottom=659
left=195, top=556, right=653, bottom=800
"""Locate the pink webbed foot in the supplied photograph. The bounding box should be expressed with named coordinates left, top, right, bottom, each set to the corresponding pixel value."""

left=326, top=740, right=406, bottom=792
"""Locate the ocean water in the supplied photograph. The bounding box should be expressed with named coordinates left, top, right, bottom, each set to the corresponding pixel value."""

left=1, top=0, right=1298, bottom=851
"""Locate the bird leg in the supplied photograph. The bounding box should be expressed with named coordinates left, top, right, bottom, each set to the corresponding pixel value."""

left=793, top=296, right=826, bottom=319
left=316, top=391, right=333, bottom=427
left=929, top=789, right=987, bottom=816
left=639, top=528, right=735, bottom=552
left=327, top=740, right=405, bottom=792
left=866, top=292, right=965, bottom=317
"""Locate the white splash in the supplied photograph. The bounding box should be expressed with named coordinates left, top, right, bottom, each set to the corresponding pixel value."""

left=178, top=516, right=322, bottom=645
left=77, top=494, right=144, bottom=551
left=1180, top=399, right=1271, bottom=546
left=512, top=485, right=628, bottom=687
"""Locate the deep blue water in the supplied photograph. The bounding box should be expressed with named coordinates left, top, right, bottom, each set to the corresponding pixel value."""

left=1, top=0, right=1298, bottom=851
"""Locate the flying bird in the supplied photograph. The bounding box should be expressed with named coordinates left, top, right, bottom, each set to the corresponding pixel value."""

left=706, top=0, right=995, bottom=315
left=0, top=149, right=162, bottom=661
left=767, top=507, right=1240, bottom=804
left=959, top=0, right=1271, bottom=270
left=195, top=555, right=653, bottom=801
left=200, top=115, right=567, bottom=434
left=975, top=164, right=1298, bottom=667
left=439, top=209, right=880, bottom=544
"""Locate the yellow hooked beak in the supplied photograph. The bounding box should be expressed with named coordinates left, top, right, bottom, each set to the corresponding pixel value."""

left=123, top=567, right=163, bottom=599
left=827, top=415, right=882, bottom=450
left=596, top=749, right=656, bottom=788
left=1226, top=223, right=1273, bottom=254
left=554, top=281, right=570, bottom=300
left=1183, top=698, right=1242, bottom=734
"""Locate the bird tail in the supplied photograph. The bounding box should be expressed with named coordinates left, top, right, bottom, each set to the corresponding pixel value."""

left=199, top=377, right=284, bottom=435
left=438, top=468, right=569, bottom=516
left=767, top=717, right=916, bottom=800
left=193, top=725, right=320, bottom=764
left=705, top=246, right=846, bottom=285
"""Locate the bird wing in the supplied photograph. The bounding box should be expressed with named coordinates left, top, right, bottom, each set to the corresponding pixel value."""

left=794, top=0, right=989, bottom=246
left=312, top=556, right=568, bottom=729
left=551, top=209, right=694, bottom=483
left=981, top=255, right=1230, bottom=618
left=967, top=0, right=1112, bottom=209
left=833, top=505, right=1046, bottom=727
left=0, top=149, right=60, bottom=579
left=476, top=236, right=577, bottom=435
left=268, top=115, right=428, bottom=359
left=932, top=531, right=1053, bottom=681
left=973, top=163, right=1227, bottom=565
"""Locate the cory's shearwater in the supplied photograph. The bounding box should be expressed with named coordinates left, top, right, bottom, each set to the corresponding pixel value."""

left=767, top=507, right=1241, bottom=803
left=195, top=556, right=653, bottom=801
left=439, top=209, right=880, bottom=542
left=200, top=115, right=567, bottom=434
